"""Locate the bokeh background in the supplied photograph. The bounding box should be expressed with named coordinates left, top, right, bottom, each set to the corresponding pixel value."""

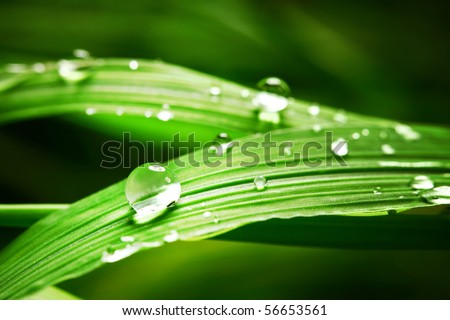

left=0, top=0, right=449, bottom=299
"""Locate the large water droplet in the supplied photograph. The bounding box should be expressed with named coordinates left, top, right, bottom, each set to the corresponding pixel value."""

left=381, top=144, right=395, bottom=155
left=58, top=60, right=93, bottom=83
left=256, top=77, right=290, bottom=96
left=312, top=124, right=322, bottom=133
left=129, top=60, right=139, bottom=70
left=308, top=104, right=320, bottom=116
left=125, top=163, right=181, bottom=224
left=209, top=85, right=221, bottom=96
left=331, top=138, right=348, bottom=156
left=410, top=175, right=434, bottom=190
left=240, top=89, right=250, bottom=98
left=73, top=49, right=91, bottom=59
left=333, top=110, right=347, bottom=123
left=420, top=186, right=450, bottom=205
left=352, top=132, right=361, bottom=140
left=254, top=176, right=267, bottom=191
left=203, top=211, right=212, bottom=218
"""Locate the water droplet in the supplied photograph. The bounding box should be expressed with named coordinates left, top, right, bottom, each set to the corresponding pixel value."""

left=256, top=77, right=290, bottom=96
left=58, top=60, right=92, bottom=83
left=6, top=64, right=29, bottom=73
left=210, top=133, right=233, bottom=156
left=85, top=107, right=96, bottom=115
left=240, top=89, right=250, bottom=98
left=125, top=163, right=181, bottom=224
left=163, top=230, right=179, bottom=243
left=209, top=85, right=221, bottom=96
left=144, top=110, right=152, bottom=118
left=254, top=176, right=267, bottom=191
left=331, top=138, right=348, bottom=156
left=283, top=146, right=292, bottom=156
left=381, top=144, right=395, bottom=155
left=308, top=105, right=320, bottom=116
left=129, top=60, right=139, bottom=70
left=333, top=110, right=347, bottom=123
left=361, top=129, right=370, bottom=136
left=420, top=186, right=450, bottom=205
left=379, top=130, right=388, bottom=139
left=120, top=236, right=135, bottom=243
left=395, top=123, right=421, bottom=141
left=101, top=241, right=162, bottom=263
left=399, top=195, right=405, bottom=199
left=203, top=211, right=212, bottom=218
left=352, top=132, right=360, bottom=140
left=373, top=187, right=383, bottom=195
left=410, top=175, right=434, bottom=190
left=73, top=49, right=91, bottom=59
left=32, top=63, right=46, bottom=73
left=312, top=124, right=322, bottom=133
left=157, top=104, right=173, bottom=121
left=200, top=202, right=206, bottom=208
left=116, top=107, right=125, bottom=116
left=253, top=92, right=289, bottom=113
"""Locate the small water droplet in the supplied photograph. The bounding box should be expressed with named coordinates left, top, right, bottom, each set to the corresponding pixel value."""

left=129, top=60, right=139, bottom=70
left=116, top=107, right=125, bottom=116
left=203, top=211, right=212, bottom=218
left=410, top=175, right=434, bottom=190
left=283, top=146, right=292, bottom=156
left=254, top=176, right=267, bottom=191
left=381, top=144, right=395, bottom=155
left=240, top=89, right=250, bottom=98
left=144, top=110, right=152, bottom=118
left=101, top=241, right=162, bottom=263
left=312, top=124, right=322, bottom=133
left=125, top=163, right=181, bottom=224
left=373, top=187, right=383, bottom=195
left=157, top=104, right=173, bottom=121
left=85, top=107, right=96, bottom=115
left=6, top=64, right=29, bottom=73
left=120, top=236, right=135, bottom=243
left=209, top=85, right=221, bottom=96
left=73, top=49, right=91, bottom=59
left=399, top=195, right=405, bottom=199
left=210, top=133, right=233, bottom=156
left=333, top=110, right=347, bottom=123
left=200, top=202, right=206, bottom=208
left=395, top=123, right=421, bottom=140
left=331, top=138, right=348, bottom=156
left=420, top=186, right=450, bottom=205
left=361, top=129, right=370, bottom=136
left=352, top=132, right=360, bottom=139
left=32, top=63, right=46, bottom=73
left=308, top=104, right=320, bottom=116
left=163, top=230, right=179, bottom=243
left=58, top=60, right=92, bottom=83
left=379, top=130, right=388, bottom=139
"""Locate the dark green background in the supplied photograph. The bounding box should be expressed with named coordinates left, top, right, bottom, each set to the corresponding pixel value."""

left=0, top=0, right=449, bottom=299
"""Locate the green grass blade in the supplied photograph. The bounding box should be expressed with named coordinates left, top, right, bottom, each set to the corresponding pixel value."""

left=0, top=123, right=449, bottom=299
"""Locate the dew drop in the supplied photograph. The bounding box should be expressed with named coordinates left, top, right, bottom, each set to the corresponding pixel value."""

left=254, top=176, right=267, bottom=191
left=256, top=77, right=290, bottom=96
left=373, top=187, right=383, bottom=195
left=410, top=175, right=434, bottom=190
left=333, top=110, right=347, bottom=123
left=163, top=230, right=179, bottom=243
left=144, top=110, right=152, bottom=118
left=58, top=60, right=93, bottom=83
left=85, top=107, right=96, bottom=116
left=352, top=132, right=360, bottom=139
left=32, top=63, right=46, bottom=73
left=312, top=124, right=322, bottom=133
left=116, top=107, right=125, bottom=116
left=331, top=138, right=348, bottom=156
left=210, top=133, right=233, bottom=156
left=203, top=211, right=212, bottom=218
left=420, top=186, right=450, bottom=205
left=209, top=85, right=221, bottom=96
left=379, top=130, right=388, bottom=140
left=129, top=60, right=139, bottom=70
left=381, top=144, right=395, bottom=155
left=395, top=123, right=421, bottom=141
left=73, top=49, right=91, bottom=59
left=308, top=104, right=320, bottom=116
left=125, top=163, right=181, bottom=224
left=120, top=236, right=135, bottom=243
left=240, top=89, right=250, bottom=98
left=157, top=104, right=173, bottom=121
left=283, top=146, right=292, bottom=156
left=362, top=129, right=370, bottom=136
left=6, top=64, right=29, bottom=73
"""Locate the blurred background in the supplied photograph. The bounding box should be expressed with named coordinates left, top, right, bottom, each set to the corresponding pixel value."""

left=0, top=0, right=449, bottom=299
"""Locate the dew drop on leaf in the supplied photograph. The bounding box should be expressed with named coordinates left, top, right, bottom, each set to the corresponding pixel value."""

left=333, top=110, right=347, bottom=123
left=254, top=176, right=267, bottom=191
left=209, top=85, right=221, bottom=96
left=331, top=138, right=348, bottom=156
left=256, top=77, right=290, bottom=96
left=253, top=77, right=290, bottom=124
left=163, top=230, right=179, bottom=243
left=157, top=103, right=173, bottom=121
left=373, top=187, right=383, bottom=195
left=58, top=59, right=93, bottom=83
left=362, top=129, right=370, bottom=136
left=312, top=124, right=322, bottom=133
left=308, top=104, right=320, bottom=116
left=85, top=107, right=96, bottom=116
left=419, top=186, right=450, bottom=205
left=381, top=144, right=395, bottom=155
left=209, top=133, right=233, bottom=156
left=128, top=60, right=139, bottom=70
left=73, top=49, right=91, bottom=59
left=410, top=175, right=434, bottom=190
left=352, top=132, right=360, bottom=139
left=125, top=163, right=181, bottom=224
